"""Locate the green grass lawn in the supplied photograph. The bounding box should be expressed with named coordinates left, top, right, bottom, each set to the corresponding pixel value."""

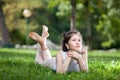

left=0, top=48, right=120, bottom=80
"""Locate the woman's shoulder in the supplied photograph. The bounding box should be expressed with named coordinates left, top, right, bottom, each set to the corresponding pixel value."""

left=56, top=50, right=62, bottom=56
left=56, top=50, right=67, bottom=56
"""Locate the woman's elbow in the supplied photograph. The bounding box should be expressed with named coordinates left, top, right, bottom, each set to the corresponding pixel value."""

left=56, top=71, right=63, bottom=74
left=56, top=70, right=61, bottom=73
left=81, top=67, right=88, bottom=72
left=56, top=69, right=66, bottom=74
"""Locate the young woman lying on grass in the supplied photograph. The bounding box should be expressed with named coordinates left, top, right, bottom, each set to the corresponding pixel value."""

left=28, top=25, right=88, bottom=74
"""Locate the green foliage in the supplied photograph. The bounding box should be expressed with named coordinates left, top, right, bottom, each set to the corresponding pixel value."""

left=0, top=48, right=120, bottom=80
left=96, top=15, right=113, bottom=48
left=10, top=29, right=26, bottom=44
left=1, top=0, right=120, bottom=49
left=2, top=0, right=71, bottom=45
left=92, top=0, right=120, bottom=49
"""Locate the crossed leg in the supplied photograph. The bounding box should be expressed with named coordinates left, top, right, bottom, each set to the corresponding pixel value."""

left=28, top=25, right=51, bottom=64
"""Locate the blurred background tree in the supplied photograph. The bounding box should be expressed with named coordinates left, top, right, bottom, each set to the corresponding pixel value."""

left=0, top=0, right=120, bottom=50
left=0, top=0, right=12, bottom=47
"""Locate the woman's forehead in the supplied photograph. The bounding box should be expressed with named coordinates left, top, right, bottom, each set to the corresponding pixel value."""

left=71, top=34, right=81, bottom=38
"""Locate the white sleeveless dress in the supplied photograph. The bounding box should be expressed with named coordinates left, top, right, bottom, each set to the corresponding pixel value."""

left=41, top=51, right=80, bottom=72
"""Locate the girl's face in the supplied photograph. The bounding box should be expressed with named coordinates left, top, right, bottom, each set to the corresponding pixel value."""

left=66, top=34, right=82, bottom=52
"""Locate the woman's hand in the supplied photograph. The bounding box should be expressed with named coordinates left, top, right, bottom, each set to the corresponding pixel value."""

left=67, top=51, right=81, bottom=61
left=80, top=47, right=88, bottom=54
left=67, top=51, right=88, bottom=72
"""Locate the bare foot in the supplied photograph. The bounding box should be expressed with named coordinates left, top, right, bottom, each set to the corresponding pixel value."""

left=28, top=32, right=48, bottom=50
left=29, top=32, right=44, bottom=45
left=42, top=25, right=49, bottom=39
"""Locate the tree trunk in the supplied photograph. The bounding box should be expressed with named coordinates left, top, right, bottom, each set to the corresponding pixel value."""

left=70, top=0, right=76, bottom=31
left=0, top=1, right=11, bottom=47
left=84, top=0, right=92, bottom=50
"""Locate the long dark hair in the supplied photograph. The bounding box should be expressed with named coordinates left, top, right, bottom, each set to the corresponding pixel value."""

left=62, top=30, right=82, bottom=51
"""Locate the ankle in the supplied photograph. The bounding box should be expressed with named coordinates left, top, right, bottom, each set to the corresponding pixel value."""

left=41, top=46, right=48, bottom=50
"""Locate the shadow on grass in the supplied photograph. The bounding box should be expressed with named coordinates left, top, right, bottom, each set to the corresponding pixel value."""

left=0, top=60, right=56, bottom=80
left=0, top=51, right=35, bottom=59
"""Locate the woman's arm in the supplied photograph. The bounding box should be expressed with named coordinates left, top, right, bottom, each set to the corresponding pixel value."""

left=77, top=54, right=88, bottom=72
left=56, top=51, right=71, bottom=74
left=70, top=51, right=88, bottom=72
left=81, top=48, right=88, bottom=70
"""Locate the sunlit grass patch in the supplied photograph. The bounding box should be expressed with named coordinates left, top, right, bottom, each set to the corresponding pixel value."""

left=0, top=48, right=120, bottom=80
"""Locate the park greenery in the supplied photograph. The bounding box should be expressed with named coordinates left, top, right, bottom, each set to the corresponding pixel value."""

left=0, top=0, right=120, bottom=80
left=0, top=48, right=120, bottom=80
left=0, top=0, right=120, bottom=49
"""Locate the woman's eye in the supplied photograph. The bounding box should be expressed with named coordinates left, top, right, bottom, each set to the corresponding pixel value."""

left=72, top=39, right=75, bottom=41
